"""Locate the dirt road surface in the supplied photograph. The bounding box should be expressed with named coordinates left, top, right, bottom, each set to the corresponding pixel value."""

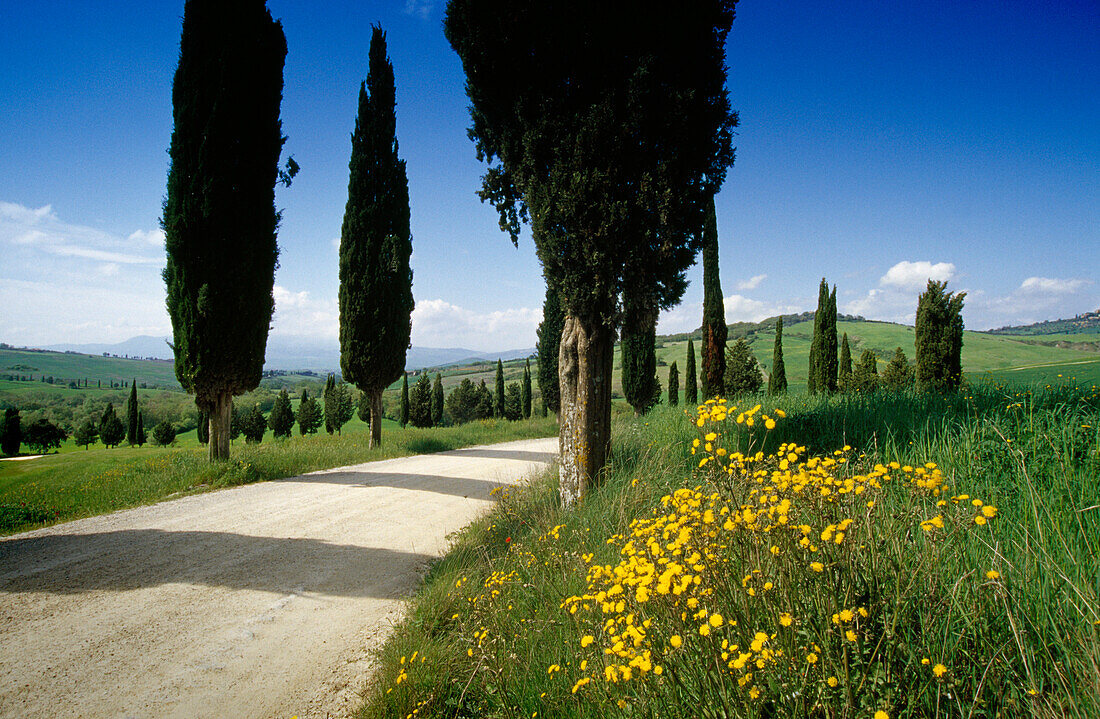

left=0, top=437, right=557, bottom=719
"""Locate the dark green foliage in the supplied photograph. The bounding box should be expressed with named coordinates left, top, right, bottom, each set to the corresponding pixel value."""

left=916, top=280, right=966, bottom=392
left=768, top=317, right=787, bottom=395
left=535, top=283, right=563, bottom=414
left=476, top=380, right=494, bottom=420
left=136, top=411, right=146, bottom=447
left=162, top=0, right=287, bottom=457
left=229, top=405, right=243, bottom=441
left=328, top=383, right=355, bottom=435
left=504, top=382, right=523, bottom=421
left=23, top=419, right=67, bottom=454
left=152, top=420, right=177, bottom=447
left=410, top=374, right=433, bottom=428
left=323, top=374, right=337, bottom=434
left=685, top=340, right=698, bottom=406
left=852, top=349, right=880, bottom=393
left=400, top=374, right=410, bottom=427
left=74, top=417, right=98, bottom=450
left=808, top=279, right=837, bottom=393
left=268, top=389, right=294, bottom=438
left=701, top=199, right=728, bottom=399
left=197, top=410, right=209, bottom=444
left=126, top=380, right=139, bottom=445
left=1, top=408, right=20, bottom=456
left=521, top=360, right=532, bottom=419
left=725, top=337, right=763, bottom=396
left=838, top=333, right=853, bottom=392
left=883, top=347, right=915, bottom=390
left=99, top=403, right=125, bottom=448
left=339, top=26, right=414, bottom=442
left=494, top=359, right=505, bottom=419
left=241, top=403, right=267, bottom=443
left=621, top=297, right=658, bottom=415
left=357, top=390, right=370, bottom=423
left=824, top=286, right=838, bottom=391
left=432, top=374, right=445, bottom=426
left=296, top=389, right=322, bottom=435
left=668, top=361, right=680, bottom=406
left=445, top=378, right=492, bottom=425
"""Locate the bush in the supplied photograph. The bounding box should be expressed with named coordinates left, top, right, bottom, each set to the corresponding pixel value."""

left=151, top=420, right=177, bottom=447
left=23, top=418, right=67, bottom=453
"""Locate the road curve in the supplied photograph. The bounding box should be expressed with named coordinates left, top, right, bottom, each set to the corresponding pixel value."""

left=0, top=437, right=557, bottom=719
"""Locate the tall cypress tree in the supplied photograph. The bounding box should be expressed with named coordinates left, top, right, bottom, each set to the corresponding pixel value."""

left=494, top=359, right=505, bottom=418
left=399, top=374, right=410, bottom=428
left=808, top=278, right=829, bottom=393
left=535, top=282, right=564, bottom=415
left=767, top=317, right=787, bottom=395
left=268, top=389, right=294, bottom=438
left=125, top=379, right=139, bottom=446
left=685, top=339, right=698, bottom=406
left=323, top=373, right=337, bottom=434
left=431, top=373, right=445, bottom=426
left=621, top=290, right=658, bottom=416
left=668, top=361, right=679, bottom=406
left=700, top=198, right=728, bottom=399
left=136, top=411, right=146, bottom=447
left=824, top=285, right=838, bottom=392
left=915, top=280, right=966, bottom=392
left=521, top=359, right=533, bottom=419
left=163, top=0, right=288, bottom=461
left=838, top=333, right=853, bottom=392
left=339, top=26, right=414, bottom=449
left=410, top=374, right=433, bottom=428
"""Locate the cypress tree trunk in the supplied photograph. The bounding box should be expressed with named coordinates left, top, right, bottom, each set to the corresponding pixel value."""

left=700, top=199, right=727, bottom=399
left=368, top=389, right=383, bottom=449
left=208, top=392, right=232, bottom=461
left=558, top=315, right=613, bottom=507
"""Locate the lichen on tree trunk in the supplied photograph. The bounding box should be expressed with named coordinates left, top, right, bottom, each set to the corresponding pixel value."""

left=208, top=392, right=232, bottom=461
left=368, top=389, right=383, bottom=449
left=557, top=314, right=613, bottom=507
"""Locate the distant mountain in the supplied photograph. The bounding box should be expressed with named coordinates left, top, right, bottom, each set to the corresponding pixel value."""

left=987, top=310, right=1100, bottom=336
left=40, top=335, right=533, bottom=373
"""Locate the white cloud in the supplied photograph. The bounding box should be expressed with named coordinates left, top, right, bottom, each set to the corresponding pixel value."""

left=128, top=228, right=165, bottom=247
left=1019, top=276, right=1088, bottom=294
left=270, top=286, right=339, bottom=340
left=0, top=201, right=163, bottom=266
left=658, top=294, right=804, bottom=335
left=736, top=274, right=767, bottom=291
left=879, top=261, right=956, bottom=291
left=331, top=237, right=341, bottom=252
left=412, top=298, right=539, bottom=351
left=404, top=0, right=434, bottom=19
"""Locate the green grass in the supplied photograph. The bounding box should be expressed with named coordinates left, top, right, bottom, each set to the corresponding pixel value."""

left=357, top=380, right=1100, bottom=718
left=0, top=415, right=558, bottom=535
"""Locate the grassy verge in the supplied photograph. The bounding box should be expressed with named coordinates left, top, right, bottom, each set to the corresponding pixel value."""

left=0, top=416, right=558, bottom=535
left=358, top=380, right=1100, bottom=718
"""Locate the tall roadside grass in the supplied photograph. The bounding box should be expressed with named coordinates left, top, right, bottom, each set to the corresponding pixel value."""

left=359, top=380, right=1100, bottom=718
left=0, top=416, right=558, bottom=534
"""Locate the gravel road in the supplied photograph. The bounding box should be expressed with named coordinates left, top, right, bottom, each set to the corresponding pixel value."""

left=0, top=437, right=557, bottom=719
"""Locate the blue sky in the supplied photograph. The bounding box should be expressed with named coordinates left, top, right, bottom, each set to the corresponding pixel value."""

left=1, top=0, right=1097, bottom=352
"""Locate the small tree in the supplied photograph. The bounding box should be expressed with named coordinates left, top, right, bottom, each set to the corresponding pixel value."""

left=621, top=294, right=658, bottom=416
left=668, top=361, right=679, bottom=407
left=136, top=411, right=146, bottom=447
left=725, top=338, right=764, bottom=396
left=152, top=420, right=177, bottom=447
left=838, top=333, right=853, bottom=392
left=399, top=374, right=410, bottom=427
left=475, top=380, right=494, bottom=420
left=431, top=373, right=445, bottom=426
left=504, top=382, right=523, bottom=421
left=882, top=347, right=915, bottom=390
left=268, top=389, right=295, bottom=438
left=23, top=419, right=67, bottom=454
left=410, top=374, right=433, bottom=428
left=445, top=378, right=481, bottom=425
left=229, top=406, right=243, bottom=441
left=916, top=280, right=966, bottom=392
left=1, top=408, right=21, bottom=456
left=74, top=416, right=99, bottom=450
left=536, top=283, right=563, bottom=415
left=126, top=379, right=139, bottom=445
left=242, top=403, right=267, bottom=443
left=852, top=349, right=880, bottom=393
left=329, top=383, right=355, bottom=435
left=521, top=359, right=532, bottom=419
left=685, top=340, right=698, bottom=406
left=323, top=373, right=337, bottom=434
left=767, top=317, right=787, bottom=395
left=296, top=389, right=322, bottom=435
left=808, top=279, right=837, bottom=393
left=100, top=403, right=125, bottom=448
left=494, top=359, right=505, bottom=419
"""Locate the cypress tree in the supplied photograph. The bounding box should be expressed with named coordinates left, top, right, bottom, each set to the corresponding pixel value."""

left=685, top=339, right=698, bottom=406
left=668, top=361, right=679, bottom=407
left=621, top=291, right=658, bottom=416
left=99, top=403, right=125, bottom=449
left=296, top=389, right=322, bottom=435
left=725, top=338, right=764, bottom=396
left=838, top=333, right=853, bottom=392
left=126, top=379, right=139, bottom=446
left=330, top=383, right=355, bottom=434
left=162, top=0, right=288, bottom=461
left=242, top=403, right=267, bottom=443
left=136, top=411, right=146, bottom=447
left=399, top=374, right=410, bottom=427
left=494, top=359, right=505, bottom=419
left=768, top=317, right=787, bottom=395
left=808, top=278, right=829, bottom=393
left=410, top=374, right=433, bottom=428
left=431, top=373, right=445, bottom=426
left=883, top=347, right=915, bottom=390
left=824, top=285, right=838, bottom=392
left=197, top=409, right=209, bottom=444
left=504, top=382, right=523, bottom=421
left=852, top=349, right=880, bottom=393
left=268, top=389, right=294, bottom=438
left=339, top=26, right=414, bottom=450
left=1, top=408, right=21, bottom=456
left=323, top=373, right=337, bottom=434
left=74, top=417, right=98, bottom=450
left=700, top=198, right=728, bottom=399
left=521, top=359, right=532, bottom=419
left=535, top=282, right=563, bottom=415
left=915, top=280, right=966, bottom=392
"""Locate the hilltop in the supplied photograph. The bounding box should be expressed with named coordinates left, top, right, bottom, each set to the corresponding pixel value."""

left=988, top=309, right=1100, bottom=336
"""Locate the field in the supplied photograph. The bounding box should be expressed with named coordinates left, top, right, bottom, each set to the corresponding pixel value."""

left=358, top=379, right=1100, bottom=718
